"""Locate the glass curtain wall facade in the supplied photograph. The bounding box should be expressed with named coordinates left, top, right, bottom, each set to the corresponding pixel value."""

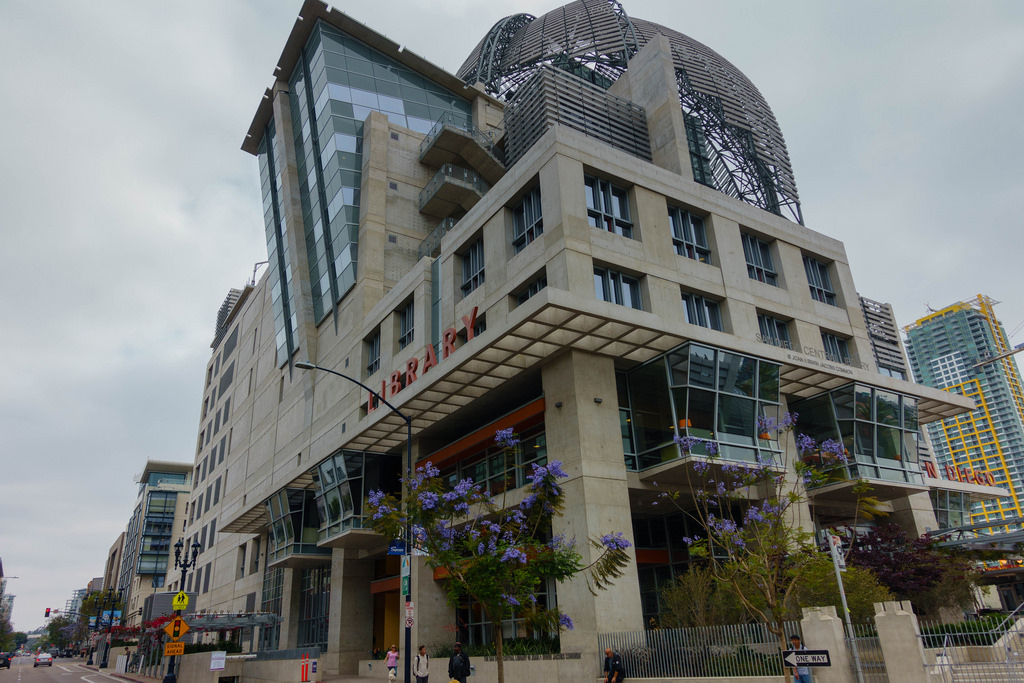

left=790, top=384, right=923, bottom=484
left=312, top=450, right=400, bottom=542
left=617, top=343, right=782, bottom=470
left=298, top=564, right=331, bottom=650
left=270, top=21, right=474, bottom=329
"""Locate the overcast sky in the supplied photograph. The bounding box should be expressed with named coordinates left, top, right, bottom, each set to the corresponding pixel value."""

left=1, top=0, right=1022, bottom=632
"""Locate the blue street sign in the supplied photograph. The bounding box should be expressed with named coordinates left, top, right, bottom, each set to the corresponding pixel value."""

left=387, top=540, right=406, bottom=555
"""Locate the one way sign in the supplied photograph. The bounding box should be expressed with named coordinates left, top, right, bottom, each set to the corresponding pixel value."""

left=782, top=649, right=831, bottom=667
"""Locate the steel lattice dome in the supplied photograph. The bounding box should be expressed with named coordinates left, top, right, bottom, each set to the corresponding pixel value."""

left=457, top=0, right=801, bottom=223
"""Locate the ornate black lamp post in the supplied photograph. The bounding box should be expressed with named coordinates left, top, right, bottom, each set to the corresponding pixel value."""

left=162, top=538, right=201, bottom=683
left=98, top=588, right=120, bottom=669
left=86, top=589, right=115, bottom=666
left=295, top=360, right=414, bottom=683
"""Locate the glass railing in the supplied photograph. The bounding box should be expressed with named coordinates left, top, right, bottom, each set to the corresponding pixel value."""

left=419, top=112, right=500, bottom=160
left=419, top=163, right=490, bottom=210
left=418, top=217, right=459, bottom=260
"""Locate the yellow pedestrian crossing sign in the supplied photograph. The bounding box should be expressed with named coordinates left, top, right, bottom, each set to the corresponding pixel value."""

left=172, top=591, right=189, bottom=611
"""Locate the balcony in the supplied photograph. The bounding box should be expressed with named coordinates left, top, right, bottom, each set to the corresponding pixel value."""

left=419, top=113, right=505, bottom=185
left=419, top=163, right=490, bottom=218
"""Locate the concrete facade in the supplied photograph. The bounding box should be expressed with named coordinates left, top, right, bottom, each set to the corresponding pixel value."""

left=179, top=0, right=975, bottom=677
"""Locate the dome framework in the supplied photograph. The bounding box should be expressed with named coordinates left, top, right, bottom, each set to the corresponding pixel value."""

left=457, top=0, right=802, bottom=224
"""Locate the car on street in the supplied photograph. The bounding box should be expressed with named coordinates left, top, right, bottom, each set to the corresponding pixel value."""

left=0, top=652, right=12, bottom=668
left=34, top=652, right=53, bottom=667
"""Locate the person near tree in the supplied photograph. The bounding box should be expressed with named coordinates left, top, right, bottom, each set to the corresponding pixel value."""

left=789, top=634, right=812, bottom=683
left=448, top=642, right=471, bottom=683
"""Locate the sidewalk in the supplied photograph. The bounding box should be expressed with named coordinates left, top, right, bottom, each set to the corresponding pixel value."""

left=77, top=660, right=163, bottom=683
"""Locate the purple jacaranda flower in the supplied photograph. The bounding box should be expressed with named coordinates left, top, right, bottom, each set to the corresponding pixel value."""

left=495, top=428, right=520, bottom=448
left=599, top=532, right=632, bottom=551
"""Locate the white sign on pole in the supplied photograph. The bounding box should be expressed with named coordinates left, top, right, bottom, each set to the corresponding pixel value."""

left=406, top=603, right=415, bottom=618
left=401, top=555, right=410, bottom=578
left=828, top=534, right=846, bottom=570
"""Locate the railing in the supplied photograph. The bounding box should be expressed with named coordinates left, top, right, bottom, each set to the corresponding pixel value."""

left=419, top=163, right=490, bottom=211
left=848, top=621, right=888, bottom=683
left=598, top=621, right=798, bottom=678
left=254, top=646, right=321, bottom=661
left=919, top=604, right=1024, bottom=683
left=418, top=112, right=501, bottom=161
left=418, top=217, right=459, bottom=260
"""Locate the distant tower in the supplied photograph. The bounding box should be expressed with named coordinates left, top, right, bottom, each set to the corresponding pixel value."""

left=904, top=295, right=1024, bottom=527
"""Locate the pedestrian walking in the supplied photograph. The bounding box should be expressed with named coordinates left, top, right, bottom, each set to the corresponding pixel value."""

left=448, top=641, right=471, bottom=683
left=603, top=648, right=625, bottom=683
left=414, top=644, right=429, bottom=683
left=789, top=634, right=812, bottom=683
left=386, top=644, right=399, bottom=681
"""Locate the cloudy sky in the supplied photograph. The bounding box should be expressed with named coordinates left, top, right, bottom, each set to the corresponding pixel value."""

left=1, top=0, right=1022, bottom=632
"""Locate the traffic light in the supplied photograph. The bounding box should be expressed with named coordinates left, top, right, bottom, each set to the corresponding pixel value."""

left=171, top=618, right=182, bottom=639
left=44, top=608, right=50, bottom=617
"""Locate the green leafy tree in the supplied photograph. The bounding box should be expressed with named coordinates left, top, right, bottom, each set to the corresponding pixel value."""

left=656, top=414, right=847, bottom=650
left=659, top=565, right=749, bottom=628
left=14, top=632, right=28, bottom=649
left=792, top=555, right=893, bottom=622
left=365, top=429, right=632, bottom=683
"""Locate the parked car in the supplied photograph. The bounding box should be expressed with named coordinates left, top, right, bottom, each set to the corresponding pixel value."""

left=0, top=652, right=13, bottom=668
left=34, top=652, right=53, bottom=667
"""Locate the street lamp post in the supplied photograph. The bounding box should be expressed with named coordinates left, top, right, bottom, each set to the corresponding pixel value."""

left=86, top=589, right=111, bottom=666
left=294, top=360, right=413, bottom=683
left=162, top=538, right=201, bottom=683
left=98, top=588, right=120, bottom=669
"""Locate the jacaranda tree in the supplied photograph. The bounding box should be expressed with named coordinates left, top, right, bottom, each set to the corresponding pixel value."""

left=365, top=428, right=632, bottom=683
left=657, top=413, right=848, bottom=649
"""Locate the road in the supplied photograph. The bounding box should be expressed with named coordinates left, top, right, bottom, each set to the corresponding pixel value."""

left=1, top=656, right=129, bottom=683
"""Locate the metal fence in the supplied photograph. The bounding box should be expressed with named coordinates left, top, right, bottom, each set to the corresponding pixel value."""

left=598, top=621, right=799, bottom=678
left=848, top=621, right=888, bottom=683
left=919, top=614, right=1024, bottom=683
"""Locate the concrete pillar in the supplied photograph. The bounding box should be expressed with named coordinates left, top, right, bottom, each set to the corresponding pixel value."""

left=609, top=35, right=689, bottom=177
left=411, top=555, right=453, bottom=653
left=279, top=567, right=303, bottom=650
left=325, top=547, right=374, bottom=674
left=800, top=606, right=854, bottom=683
left=874, top=600, right=928, bottom=683
left=541, top=350, right=644, bottom=660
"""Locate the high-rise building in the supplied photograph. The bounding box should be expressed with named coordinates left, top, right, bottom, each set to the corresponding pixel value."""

left=185, top=0, right=974, bottom=674
left=905, top=295, right=1024, bottom=527
left=113, top=460, right=192, bottom=627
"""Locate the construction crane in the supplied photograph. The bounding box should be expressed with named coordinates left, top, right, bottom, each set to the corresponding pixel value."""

left=973, top=342, right=1024, bottom=369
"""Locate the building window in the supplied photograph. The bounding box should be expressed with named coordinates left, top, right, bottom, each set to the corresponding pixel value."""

left=821, top=332, right=851, bottom=364
left=512, top=186, right=543, bottom=253
left=595, top=267, right=642, bottom=310
left=399, top=302, right=414, bottom=350
left=585, top=175, right=633, bottom=238
left=365, top=330, right=380, bottom=375
left=684, top=115, right=713, bottom=187
left=804, top=256, right=837, bottom=305
left=681, top=292, right=722, bottom=331
left=669, top=206, right=711, bottom=263
left=741, top=233, right=777, bottom=286
left=757, top=314, right=791, bottom=349
left=461, top=238, right=485, bottom=295
left=515, top=274, right=548, bottom=306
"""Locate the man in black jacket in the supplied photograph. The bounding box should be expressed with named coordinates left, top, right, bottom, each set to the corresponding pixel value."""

left=448, top=642, right=471, bottom=683
left=604, top=648, right=625, bottom=683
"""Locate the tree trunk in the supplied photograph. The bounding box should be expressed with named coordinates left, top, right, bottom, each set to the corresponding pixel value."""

left=493, top=619, right=504, bottom=683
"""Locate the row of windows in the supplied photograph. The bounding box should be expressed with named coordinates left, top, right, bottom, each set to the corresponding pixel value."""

left=582, top=175, right=841, bottom=305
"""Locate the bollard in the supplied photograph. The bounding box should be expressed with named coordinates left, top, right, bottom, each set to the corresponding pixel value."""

left=301, top=653, right=310, bottom=682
